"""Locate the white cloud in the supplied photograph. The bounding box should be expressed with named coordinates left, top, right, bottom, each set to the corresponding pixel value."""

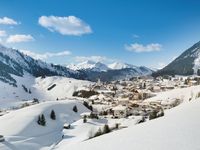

left=0, top=30, right=7, bottom=37
left=38, top=15, right=92, bottom=36
left=6, top=34, right=34, bottom=43
left=75, top=56, right=114, bottom=63
left=20, top=49, right=71, bottom=60
left=125, top=43, right=162, bottom=52
left=0, top=17, right=19, bottom=25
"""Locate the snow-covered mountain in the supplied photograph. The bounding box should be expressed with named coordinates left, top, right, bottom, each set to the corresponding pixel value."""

left=153, top=41, right=200, bottom=76
left=0, top=44, right=152, bottom=88
left=67, top=60, right=109, bottom=72
left=108, top=62, right=134, bottom=70
left=68, top=61, right=153, bottom=81
left=0, top=44, right=86, bottom=86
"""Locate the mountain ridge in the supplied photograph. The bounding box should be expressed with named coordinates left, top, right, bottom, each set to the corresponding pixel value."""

left=153, top=41, right=200, bottom=77
left=0, top=44, right=153, bottom=85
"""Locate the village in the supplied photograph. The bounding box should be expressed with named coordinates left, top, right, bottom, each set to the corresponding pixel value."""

left=72, top=75, right=200, bottom=121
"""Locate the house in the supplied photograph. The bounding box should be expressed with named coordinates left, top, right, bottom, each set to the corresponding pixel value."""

left=63, top=123, right=71, bottom=129
left=80, top=112, right=91, bottom=118
left=118, top=98, right=129, bottom=105
left=160, top=98, right=182, bottom=109
left=92, top=85, right=107, bottom=91
left=152, top=86, right=161, bottom=92
left=188, top=80, right=197, bottom=86
left=112, top=105, right=127, bottom=118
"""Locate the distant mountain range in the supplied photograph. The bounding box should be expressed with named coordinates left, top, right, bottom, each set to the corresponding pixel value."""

left=153, top=41, right=200, bottom=77
left=0, top=44, right=153, bottom=86
left=67, top=60, right=109, bottom=72
left=67, top=60, right=152, bottom=73
left=67, top=60, right=153, bottom=81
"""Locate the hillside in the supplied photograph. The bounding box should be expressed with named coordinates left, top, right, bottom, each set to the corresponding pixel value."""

left=153, top=41, right=200, bottom=76
left=0, top=75, right=93, bottom=109
left=0, top=44, right=85, bottom=87
left=1, top=82, right=200, bottom=150
left=59, top=99, right=200, bottom=150
left=0, top=100, right=90, bottom=150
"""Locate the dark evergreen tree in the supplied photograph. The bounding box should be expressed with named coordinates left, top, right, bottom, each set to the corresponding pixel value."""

left=143, top=82, right=146, bottom=89
left=73, top=105, right=78, bottom=113
left=28, top=89, right=31, bottom=94
left=50, top=110, right=56, bottom=120
left=89, top=105, right=93, bottom=111
left=83, top=101, right=89, bottom=108
left=40, top=114, right=46, bottom=126
left=94, top=128, right=102, bottom=137
left=103, top=124, right=110, bottom=134
left=149, top=110, right=158, bottom=120
left=37, top=115, right=41, bottom=125
left=83, top=115, right=87, bottom=123
left=83, top=101, right=93, bottom=111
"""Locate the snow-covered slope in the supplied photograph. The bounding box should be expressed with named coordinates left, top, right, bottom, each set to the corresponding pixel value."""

left=59, top=99, right=200, bottom=150
left=154, top=41, right=200, bottom=76
left=145, top=84, right=200, bottom=103
left=0, top=74, right=93, bottom=109
left=1, top=84, right=200, bottom=150
left=0, top=100, right=90, bottom=150
left=34, top=76, right=93, bottom=100
left=0, top=44, right=84, bottom=86
left=108, top=62, right=134, bottom=70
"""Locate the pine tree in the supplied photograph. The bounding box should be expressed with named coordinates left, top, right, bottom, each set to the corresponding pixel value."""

left=41, top=114, right=46, bottom=126
left=89, top=105, right=93, bottom=111
left=28, top=89, right=31, bottom=94
left=83, top=115, right=87, bottom=123
left=73, top=105, right=78, bottom=113
left=143, top=82, right=146, bottom=89
left=149, top=110, right=157, bottom=120
left=94, top=128, right=102, bottom=137
left=50, top=110, right=56, bottom=120
left=103, top=124, right=110, bottom=134
left=37, top=115, right=41, bottom=125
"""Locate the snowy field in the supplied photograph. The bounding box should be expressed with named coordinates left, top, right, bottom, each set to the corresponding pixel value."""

left=0, top=74, right=93, bottom=109
left=146, top=84, right=200, bottom=102
left=0, top=100, right=90, bottom=150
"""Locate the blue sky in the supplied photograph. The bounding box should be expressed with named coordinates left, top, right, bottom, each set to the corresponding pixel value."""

left=0, top=0, right=200, bottom=68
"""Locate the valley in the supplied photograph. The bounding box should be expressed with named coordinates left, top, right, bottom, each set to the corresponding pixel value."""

left=0, top=3, right=200, bottom=149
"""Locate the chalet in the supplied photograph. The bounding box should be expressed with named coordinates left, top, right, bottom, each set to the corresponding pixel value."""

left=112, top=105, right=127, bottom=118
left=63, top=123, right=71, bottom=129
left=188, top=80, right=197, bottom=86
